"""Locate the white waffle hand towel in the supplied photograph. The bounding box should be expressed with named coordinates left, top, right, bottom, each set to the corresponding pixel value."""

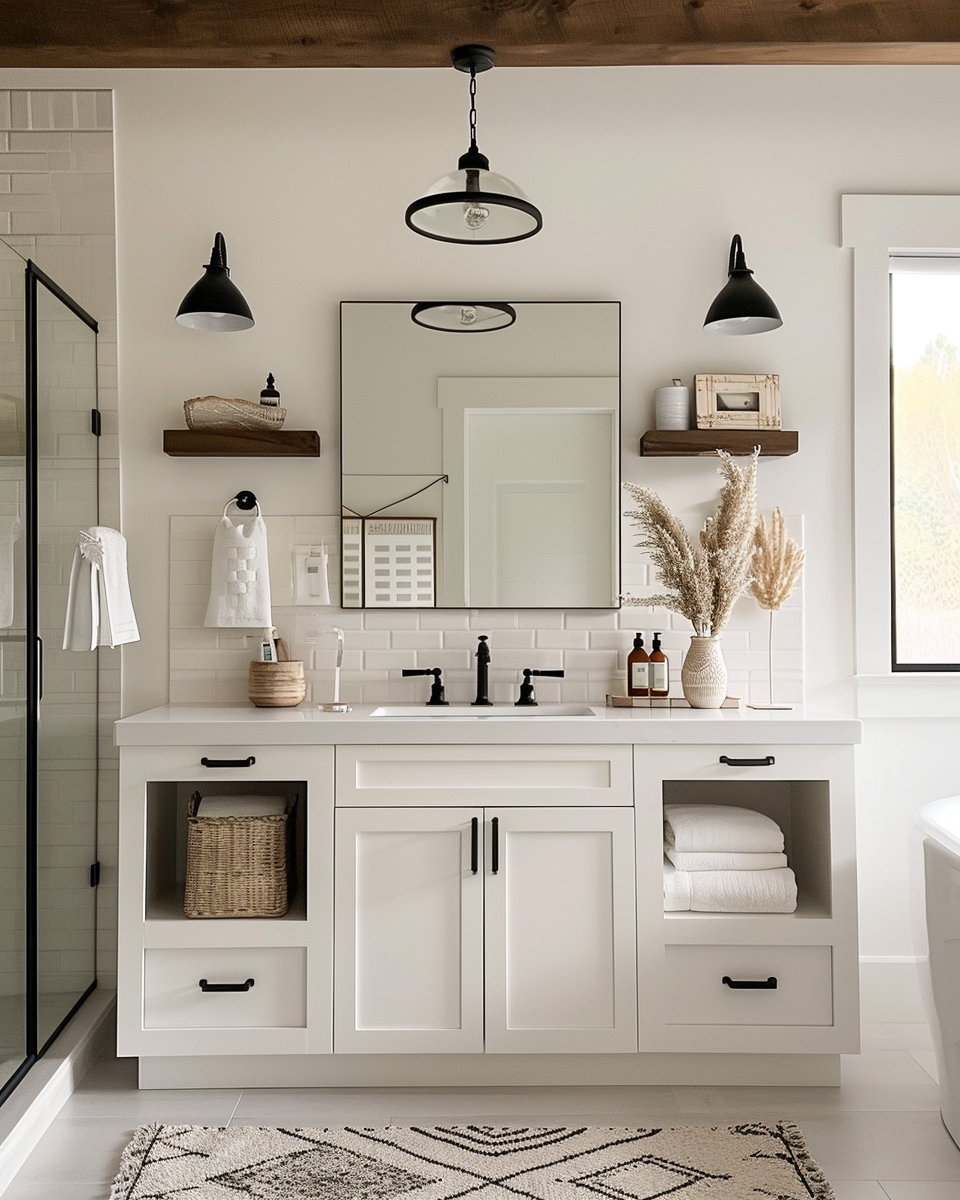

left=663, top=803, right=785, bottom=854
left=663, top=858, right=797, bottom=913
left=62, top=527, right=140, bottom=650
left=204, top=501, right=272, bottom=628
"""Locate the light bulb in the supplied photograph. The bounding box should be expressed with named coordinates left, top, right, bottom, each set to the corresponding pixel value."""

left=463, top=203, right=490, bottom=231
left=459, top=307, right=478, bottom=325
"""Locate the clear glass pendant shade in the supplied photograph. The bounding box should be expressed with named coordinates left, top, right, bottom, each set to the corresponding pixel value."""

left=411, top=302, right=516, bottom=331
left=406, top=166, right=542, bottom=244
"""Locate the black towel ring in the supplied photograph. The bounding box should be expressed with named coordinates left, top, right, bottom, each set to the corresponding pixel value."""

left=232, top=491, right=258, bottom=510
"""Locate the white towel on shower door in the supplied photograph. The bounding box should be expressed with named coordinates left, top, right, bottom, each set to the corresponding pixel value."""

left=0, top=514, right=20, bottom=629
left=204, top=506, right=272, bottom=628
left=62, top=527, right=140, bottom=650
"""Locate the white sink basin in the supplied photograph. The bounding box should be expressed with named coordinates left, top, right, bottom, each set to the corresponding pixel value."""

left=369, top=704, right=599, bottom=718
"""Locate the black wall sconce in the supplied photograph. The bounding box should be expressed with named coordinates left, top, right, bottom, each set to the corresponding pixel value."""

left=176, top=233, right=255, bottom=332
left=703, top=234, right=783, bottom=335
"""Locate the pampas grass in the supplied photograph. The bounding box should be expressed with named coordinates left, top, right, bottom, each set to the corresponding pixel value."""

left=750, top=507, right=804, bottom=611
left=623, top=450, right=759, bottom=636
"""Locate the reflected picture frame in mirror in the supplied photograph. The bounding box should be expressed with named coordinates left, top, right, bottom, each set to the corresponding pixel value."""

left=340, top=301, right=621, bottom=610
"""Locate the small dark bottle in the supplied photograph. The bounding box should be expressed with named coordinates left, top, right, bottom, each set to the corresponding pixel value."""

left=650, top=632, right=669, bottom=697
left=626, top=633, right=650, bottom=697
left=259, top=373, right=281, bottom=407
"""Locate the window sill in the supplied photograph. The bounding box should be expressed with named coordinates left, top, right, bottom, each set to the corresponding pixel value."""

left=856, top=673, right=960, bottom=719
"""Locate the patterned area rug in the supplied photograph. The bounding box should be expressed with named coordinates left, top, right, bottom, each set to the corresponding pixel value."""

left=109, top=1122, right=834, bottom=1200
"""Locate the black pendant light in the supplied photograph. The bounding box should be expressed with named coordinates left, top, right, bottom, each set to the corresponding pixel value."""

left=405, top=46, right=542, bottom=245
left=411, top=302, right=516, bottom=332
left=175, top=232, right=255, bottom=332
left=703, top=234, right=783, bottom=335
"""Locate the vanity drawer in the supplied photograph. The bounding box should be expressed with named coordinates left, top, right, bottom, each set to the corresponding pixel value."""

left=336, top=744, right=633, bottom=807
left=664, top=944, right=833, bottom=1027
left=143, top=947, right=306, bottom=1029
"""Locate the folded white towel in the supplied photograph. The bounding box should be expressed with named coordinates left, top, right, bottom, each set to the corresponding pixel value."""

left=663, top=857, right=797, bottom=913
left=62, top=527, right=140, bottom=651
left=663, top=803, right=785, bottom=854
left=665, top=848, right=788, bottom=872
left=205, top=503, right=272, bottom=628
left=192, top=795, right=287, bottom=818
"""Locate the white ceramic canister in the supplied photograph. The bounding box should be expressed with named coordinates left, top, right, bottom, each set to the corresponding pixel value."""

left=654, top=379, right=690, bottom=430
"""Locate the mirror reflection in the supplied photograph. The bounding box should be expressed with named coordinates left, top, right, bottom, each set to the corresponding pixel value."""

left=340, top=301, right=620, bottom=609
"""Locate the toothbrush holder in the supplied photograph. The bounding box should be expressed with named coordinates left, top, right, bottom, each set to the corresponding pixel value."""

left=248, top=660, right=306, bottom=707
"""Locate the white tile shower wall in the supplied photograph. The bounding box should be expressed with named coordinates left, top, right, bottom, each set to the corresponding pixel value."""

left=0, top=90, right=118, bottom=991
left=170, top=512, right=804, bottom=708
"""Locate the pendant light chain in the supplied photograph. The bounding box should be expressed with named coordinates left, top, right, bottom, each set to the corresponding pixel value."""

left=468, top=65, right=478, bottom=151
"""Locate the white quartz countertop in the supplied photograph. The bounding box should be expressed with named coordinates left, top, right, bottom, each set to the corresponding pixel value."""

left=115, top=703, right=862, bottom=747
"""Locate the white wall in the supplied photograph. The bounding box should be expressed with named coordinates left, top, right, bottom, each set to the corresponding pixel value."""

left=7, top=63, right=960, bottom=1017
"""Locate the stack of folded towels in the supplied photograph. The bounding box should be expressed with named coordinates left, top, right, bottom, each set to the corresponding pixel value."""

left=663, top=803, right=797, bottom=913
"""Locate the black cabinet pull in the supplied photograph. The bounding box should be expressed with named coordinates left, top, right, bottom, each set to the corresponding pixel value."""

left=722, top=975, right=778, bottom=990
left=470, top=817, right=479, bottom=874
left=719, top=755, right=775, bottom=768
left=200, top=756, right=256, bottom=768
left=199, top=978, right=255, bottom=992
left=491, top=816, right=499, bottom=875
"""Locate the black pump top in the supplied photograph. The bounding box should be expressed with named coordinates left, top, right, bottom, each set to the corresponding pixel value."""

left=652, top=632, right=662, bottom=651
left=633, top=633, right=644, bottom=648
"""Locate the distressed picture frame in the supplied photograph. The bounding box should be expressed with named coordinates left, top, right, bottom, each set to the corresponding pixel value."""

left=695, top=373, right=781, bottom=429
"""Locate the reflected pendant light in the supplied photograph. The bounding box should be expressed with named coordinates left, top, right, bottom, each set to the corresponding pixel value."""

left=703, top=234, right=783, bottom=335
left=405, top=45, right=542, bottom=245
left=411, top=302, right=516, bottom=332
left=175, top=232, right=255, bottom=331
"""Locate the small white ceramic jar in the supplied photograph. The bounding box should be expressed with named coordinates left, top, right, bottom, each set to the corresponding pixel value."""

left=654, top=379, right=690, bottom=430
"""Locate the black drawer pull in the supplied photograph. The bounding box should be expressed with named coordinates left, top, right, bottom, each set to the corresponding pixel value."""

left=200, top=756, right=256, bottom=768
left=491, top=816, right=499, bottom=875
left=722, top=975, right=778, bottom=990
left=199, top=978, right=255, bottom=992
left=719, top=755, right=775, bottom=768
left=470, top=817, right=479, bottom=875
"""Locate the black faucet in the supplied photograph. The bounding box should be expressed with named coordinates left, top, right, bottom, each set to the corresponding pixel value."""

left=401, top=667, right=448, bottom=705
left=472, top=635, right=492, bottom=706
left=515, top=668, right=565, bottom=706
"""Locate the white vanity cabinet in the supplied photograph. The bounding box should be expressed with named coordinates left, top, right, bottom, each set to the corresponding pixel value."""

left=114, top=707, right=860, bottom=1087
left=334, top=745, right=637, bottom=1054
left=635, top=743, right=859, bottom=1056
left=116, top=744, right=334, bottom=1059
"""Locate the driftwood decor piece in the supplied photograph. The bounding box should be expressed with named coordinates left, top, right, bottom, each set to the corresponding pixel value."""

left=695, top=373, right=781, bottom=430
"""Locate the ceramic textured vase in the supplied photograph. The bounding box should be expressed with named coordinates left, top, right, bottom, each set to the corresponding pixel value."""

left=681, top=635, right=728, bottom=709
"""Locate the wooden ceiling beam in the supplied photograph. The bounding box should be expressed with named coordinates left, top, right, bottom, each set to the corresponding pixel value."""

left=4, top=0, right=960, bottom=68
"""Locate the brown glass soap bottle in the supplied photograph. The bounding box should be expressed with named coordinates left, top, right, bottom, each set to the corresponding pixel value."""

left=650, top=632, right=669, bottom=697
left=626, top=633, right=649, bottom=697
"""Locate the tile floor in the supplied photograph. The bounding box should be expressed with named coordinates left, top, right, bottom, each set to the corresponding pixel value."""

left=2, top=1025, right=958, bottom=1199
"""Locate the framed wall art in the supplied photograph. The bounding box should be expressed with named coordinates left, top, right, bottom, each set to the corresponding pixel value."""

left=695, top=373, right=781, bottom=430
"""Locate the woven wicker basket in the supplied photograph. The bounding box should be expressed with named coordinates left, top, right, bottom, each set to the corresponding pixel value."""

left=248, top=660, right=306, bottom=707
left=184, top=395, right=287, bottom=431
left=184, top=792, right=295, bottom=918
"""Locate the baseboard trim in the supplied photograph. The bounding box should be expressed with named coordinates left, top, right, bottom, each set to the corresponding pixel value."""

left=0, top=989, right=115, bottom=1196
left=137, top=1051, right=840, bottom=1090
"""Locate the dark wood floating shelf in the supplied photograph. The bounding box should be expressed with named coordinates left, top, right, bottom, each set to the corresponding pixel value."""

left=163, top=429, right=321, bottom=457
left=639, top=429, right=798, bottom=457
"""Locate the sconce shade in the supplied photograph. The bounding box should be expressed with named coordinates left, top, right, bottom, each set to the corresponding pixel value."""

left=411, top=302, right=516, bottom=332
left=405, top=46, right=542, bottom=245
left=703, top=234, right=782, bottom=335
left=176, top=232, right=255, bottom=332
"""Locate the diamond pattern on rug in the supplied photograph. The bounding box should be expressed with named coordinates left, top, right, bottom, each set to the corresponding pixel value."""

left=211, top=1143, right=433, bottom=1200
left=108, top=1122, right=835, bottom=1200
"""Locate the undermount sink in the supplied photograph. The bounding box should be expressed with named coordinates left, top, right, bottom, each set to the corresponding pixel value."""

left=369, top=704, right=599, bottom=718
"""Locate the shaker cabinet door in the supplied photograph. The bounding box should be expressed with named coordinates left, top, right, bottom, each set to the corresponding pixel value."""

left=334, top=807, right=484, bottom=1054
left=484, top=807, right=638, bottom=1054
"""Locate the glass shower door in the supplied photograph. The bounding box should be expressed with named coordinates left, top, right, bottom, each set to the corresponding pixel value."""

left=28, top=265, right=98, bottom=1053
left=0, top=240, right=27, bottom=1092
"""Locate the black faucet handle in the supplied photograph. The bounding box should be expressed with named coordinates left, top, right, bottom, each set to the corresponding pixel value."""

left=401, top=666, right=448, bottom=705
left=515, top=667, right=565, bottom=707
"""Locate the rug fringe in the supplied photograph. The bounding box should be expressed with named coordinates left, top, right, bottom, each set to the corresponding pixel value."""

left=777, top=1120, right=836, bottom=1200
left=109, top=1123, right=163, bottom=1200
